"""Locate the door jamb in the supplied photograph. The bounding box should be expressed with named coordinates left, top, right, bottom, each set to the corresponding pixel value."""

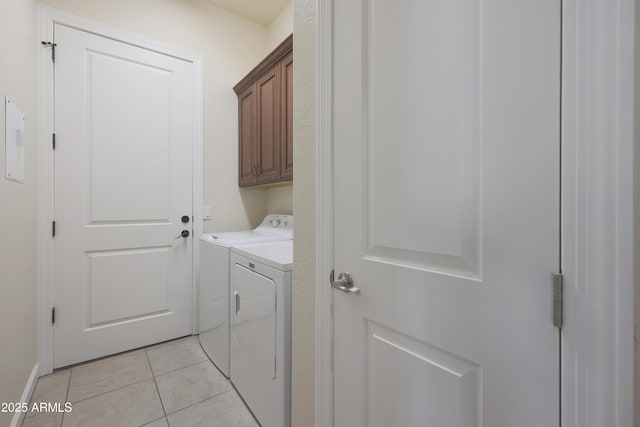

left=560, top=1, right=635, bottom=426
left=314, top=0, right=636, bottom=425
left=36, top=5, right=204, bottom=375
left=315, top=0, right=334, bottom=425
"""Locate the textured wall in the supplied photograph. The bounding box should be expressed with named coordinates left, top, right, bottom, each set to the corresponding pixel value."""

left=266, top=186, right=294, bottom=215
left=0, top=0, right=38, bottom=425
left=291, top=0, right=316, bottom=425
left=635, top=0, right=640, bottom=423
left=265, top=2, right=294, bottom=218
left=39, top=0, right=271, bottom=233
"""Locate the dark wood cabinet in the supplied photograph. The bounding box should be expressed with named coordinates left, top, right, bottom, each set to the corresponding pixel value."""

left=255, top=67, right=280, bottom=184
left=234, top=35, right=292, bottom=187
left=238, top=85, right=256, bottom=187
left=280, top=52, right=293, bottom=181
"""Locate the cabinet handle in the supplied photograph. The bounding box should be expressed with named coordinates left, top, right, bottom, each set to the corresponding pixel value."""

left=251, top=165, right=256, bottom=177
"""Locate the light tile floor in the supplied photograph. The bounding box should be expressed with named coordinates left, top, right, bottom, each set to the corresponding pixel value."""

left=22, top=337, right=259, bottom=427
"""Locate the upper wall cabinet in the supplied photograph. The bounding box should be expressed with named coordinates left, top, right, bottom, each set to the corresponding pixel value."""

left=234, top=35, right=293, bottom=187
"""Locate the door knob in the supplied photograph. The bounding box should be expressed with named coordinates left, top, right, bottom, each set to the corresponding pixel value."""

left=330, top=270, right=361, bottom=296
left=174, top=230, right=190, bottom=239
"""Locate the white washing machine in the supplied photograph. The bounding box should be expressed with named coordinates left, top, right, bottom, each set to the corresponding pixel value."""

left=230, top=240, right=293, bottom=427
left=198, top=215, right=292, bottom=378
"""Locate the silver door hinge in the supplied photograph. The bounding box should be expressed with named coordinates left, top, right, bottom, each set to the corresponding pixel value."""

left=51, top=307, right=56, bottom=324
left=552, top=272, right=563, bottom=329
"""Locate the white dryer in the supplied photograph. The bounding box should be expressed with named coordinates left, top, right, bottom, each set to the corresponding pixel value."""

left=230, top=240, right=293, bottom=427
left=198, top=215, right=292, bottom=378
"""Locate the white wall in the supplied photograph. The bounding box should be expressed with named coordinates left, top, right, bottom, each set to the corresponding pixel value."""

left=0, top=0, right=39, bottom=425
left=292, top=0, right=316, bottom=425
left=635, top=0, right=640, bottom=423
left=265, top=2, right=294, bottom=216
left=38, top=0, right=272, bottom=233
left=266, top=186, right=294, bottom=215
left=267, top=1, right=293, bottom=52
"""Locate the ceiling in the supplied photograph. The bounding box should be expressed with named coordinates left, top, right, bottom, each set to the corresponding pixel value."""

left=205, top=0, right=290, bottom=26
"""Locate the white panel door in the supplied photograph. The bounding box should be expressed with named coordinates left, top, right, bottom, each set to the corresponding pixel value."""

left=53, top=24, right=194, bottom=368
left=333, top=1, right=561, bottom=426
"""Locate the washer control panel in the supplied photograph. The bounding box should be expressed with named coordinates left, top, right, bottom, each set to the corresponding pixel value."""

left=259, top=215, right=293, bottom=231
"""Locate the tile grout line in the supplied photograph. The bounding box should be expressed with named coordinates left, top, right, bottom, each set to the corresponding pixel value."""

left=138, top=416, right=167, bottom=427
left=145, top=348, right=168, bottom=419
left=60, top=344, right=206, bottom=408
left=152, top=358, right=210, bottom=379
left=163, top=388, right=235, bottom=417
left=65, top=376, right=152, bottom=406
left=34, top=337, right=207, bottom=426
left=60, top=369, right=72, bottom=427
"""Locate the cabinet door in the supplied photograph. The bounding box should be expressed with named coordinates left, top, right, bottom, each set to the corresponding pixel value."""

left=238, top=85, right=256, bottom=187
left=255, top=67, right=281, bottom=184
left=280, top=53, right=293, bottom=181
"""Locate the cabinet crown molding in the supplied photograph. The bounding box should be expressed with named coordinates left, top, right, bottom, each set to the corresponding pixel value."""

left=234, top=34, right=293, bottom=95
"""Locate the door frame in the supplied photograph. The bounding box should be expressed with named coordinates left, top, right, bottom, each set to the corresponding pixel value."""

left=314, top=0, right=636, bottom=425
left=36, top=5, right=204, bottom=375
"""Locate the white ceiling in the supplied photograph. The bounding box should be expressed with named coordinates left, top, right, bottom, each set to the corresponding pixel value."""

left=205, top=0, right=290, bottom=26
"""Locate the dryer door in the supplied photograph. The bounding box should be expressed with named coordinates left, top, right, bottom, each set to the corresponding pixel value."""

left=231, top=263, right=277, bottom=391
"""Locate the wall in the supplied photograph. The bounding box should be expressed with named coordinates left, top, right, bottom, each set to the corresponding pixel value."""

left=291, top=0, right=316, bottom=425
left=0, top=0, right=39, bottom=425
left=266, top=186, right=293, bottom=215
left=267, top=1, right=293, bottom=52
left=265, top=2, right=294, bottom=216
left=635, top=0, right=640, bottom=422
left=38, top=0, right=272, bottom=233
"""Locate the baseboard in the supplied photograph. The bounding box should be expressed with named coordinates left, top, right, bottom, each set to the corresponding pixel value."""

left=10, top=364, right=39, bottom=427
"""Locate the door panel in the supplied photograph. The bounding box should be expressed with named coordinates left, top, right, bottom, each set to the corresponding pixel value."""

left=256, top=69, right=280, bottom=183
left=87, top=51, right=172, bottom=223
left=239, top=86, right=257, bottom=186
left=333, top=0, right=561, bottom=425
left=54, top=24, right=194, bottom=368
left=366, top=0, right=479, bottom=275
left=87, top=247, right=171, bottom=325
left=367, top=322, right=479, bottom=427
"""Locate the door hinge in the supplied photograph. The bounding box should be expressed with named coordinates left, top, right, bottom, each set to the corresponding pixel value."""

left=52, top=133, right=56, bottom=150
left=41, top=41, right=57, bottom=62
left=52, top=221, right=56, bottom=237
left=552, top=272, right=563, bottom=329
left=51, top=307, right=56, bottom=324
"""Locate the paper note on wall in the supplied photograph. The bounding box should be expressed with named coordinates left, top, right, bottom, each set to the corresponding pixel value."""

left=5, top=96, right=25, bottom=183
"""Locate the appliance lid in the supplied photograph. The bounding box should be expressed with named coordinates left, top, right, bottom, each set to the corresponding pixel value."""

left=231, top=241, right=293, bottom=271
left=200, top=215, right=293, bottom=247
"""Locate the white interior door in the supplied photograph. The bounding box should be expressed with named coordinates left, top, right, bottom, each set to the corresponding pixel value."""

left=332, top=1, right=561, bottom=426
left=53, top=24, right=194, bottom=368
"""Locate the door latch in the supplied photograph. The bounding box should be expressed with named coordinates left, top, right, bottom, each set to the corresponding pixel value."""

left=330, top=270, right=361, bottom=296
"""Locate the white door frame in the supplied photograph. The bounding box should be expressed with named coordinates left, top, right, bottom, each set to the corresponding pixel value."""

left=559, top=0, right=635, bottom=426
left=36, top=5, right=204, bottom=376
left=314, top=0, right=636, bottom=425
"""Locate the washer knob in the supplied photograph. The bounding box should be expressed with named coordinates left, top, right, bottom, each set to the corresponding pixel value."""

left=270, top=217, right=281, bottom=227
